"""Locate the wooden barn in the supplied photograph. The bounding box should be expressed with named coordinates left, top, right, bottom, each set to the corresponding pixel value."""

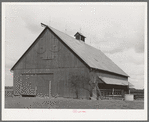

left=11, top=23, right=129, bottom=99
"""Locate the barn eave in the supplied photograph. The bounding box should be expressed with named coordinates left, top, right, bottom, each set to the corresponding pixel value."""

left=90, top=67, right=129, bottom=78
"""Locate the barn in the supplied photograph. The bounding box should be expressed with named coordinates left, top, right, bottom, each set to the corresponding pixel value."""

left=11, top=23, right=129, bottom=99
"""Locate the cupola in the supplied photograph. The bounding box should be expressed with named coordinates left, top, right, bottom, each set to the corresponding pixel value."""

left=74, top=32, right=86, bottom=42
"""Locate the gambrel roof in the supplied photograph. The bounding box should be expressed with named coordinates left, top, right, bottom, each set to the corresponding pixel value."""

left=11, top=24, right=129, bottom=77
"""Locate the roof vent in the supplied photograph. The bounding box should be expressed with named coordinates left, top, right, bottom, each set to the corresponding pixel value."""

left=74, top=32, right=86, bottom=42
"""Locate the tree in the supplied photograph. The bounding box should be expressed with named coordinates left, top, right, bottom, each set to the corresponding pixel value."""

left=69, top=72, right=103, bottom=100
left=69, top=73, right=93, bottom=99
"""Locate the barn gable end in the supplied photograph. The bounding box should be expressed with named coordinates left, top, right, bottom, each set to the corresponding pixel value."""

left=12, top=28, right=88, bottom=70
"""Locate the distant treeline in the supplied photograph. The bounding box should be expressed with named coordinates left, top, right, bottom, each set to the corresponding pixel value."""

left=130, top=88, right=144, bottom=100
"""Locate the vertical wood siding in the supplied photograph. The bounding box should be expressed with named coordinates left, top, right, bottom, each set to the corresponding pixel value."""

left=13, top=28, right=90, bottom=98
left=14, top=29, right=87, bottom=69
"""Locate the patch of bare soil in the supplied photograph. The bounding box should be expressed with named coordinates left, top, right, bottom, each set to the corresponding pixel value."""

left=5, top=97, right=144, bottom=109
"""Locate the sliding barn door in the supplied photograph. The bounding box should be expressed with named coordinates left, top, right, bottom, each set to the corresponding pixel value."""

left=36, top=74, right=53, bottom=97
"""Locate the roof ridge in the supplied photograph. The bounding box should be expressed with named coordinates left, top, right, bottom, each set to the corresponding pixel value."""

left=48, top=26, right=76, bottom=39
left=48, top=25, right=104, bottom=53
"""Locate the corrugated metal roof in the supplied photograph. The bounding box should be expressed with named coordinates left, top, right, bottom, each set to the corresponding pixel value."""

left=98, top=76, right=128, bottom=86
left=49, top=26, right=129, bottom=77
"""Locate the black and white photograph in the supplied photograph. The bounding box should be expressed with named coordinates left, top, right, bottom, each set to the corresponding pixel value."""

left=2, top=2, right=147, bottom=121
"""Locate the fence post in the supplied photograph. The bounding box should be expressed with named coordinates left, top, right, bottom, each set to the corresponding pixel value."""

left=121, top=90, right=124, bottom=98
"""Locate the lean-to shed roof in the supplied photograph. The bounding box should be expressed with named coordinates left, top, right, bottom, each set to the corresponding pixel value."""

left=98, top=76, right=128, bottom=86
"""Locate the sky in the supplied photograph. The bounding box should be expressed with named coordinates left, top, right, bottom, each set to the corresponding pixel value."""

left=3, top=2, right=146, bottom=89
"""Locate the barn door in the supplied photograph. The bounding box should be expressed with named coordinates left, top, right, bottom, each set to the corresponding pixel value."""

left=36, top=74, right=53, bottom=97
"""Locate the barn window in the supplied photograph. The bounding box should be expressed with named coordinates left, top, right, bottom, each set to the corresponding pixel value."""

left=81, top=36, right=84, bottom=41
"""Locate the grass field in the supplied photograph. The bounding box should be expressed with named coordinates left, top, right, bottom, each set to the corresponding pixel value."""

left=5, top=97, right=144, bottom=109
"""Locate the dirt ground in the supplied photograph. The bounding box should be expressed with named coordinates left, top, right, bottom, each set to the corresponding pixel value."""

left=5, top=97, right=144, bottom=109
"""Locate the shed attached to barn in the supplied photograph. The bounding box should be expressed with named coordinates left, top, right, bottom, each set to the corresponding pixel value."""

left=11, top=23, right=129, bottom=99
